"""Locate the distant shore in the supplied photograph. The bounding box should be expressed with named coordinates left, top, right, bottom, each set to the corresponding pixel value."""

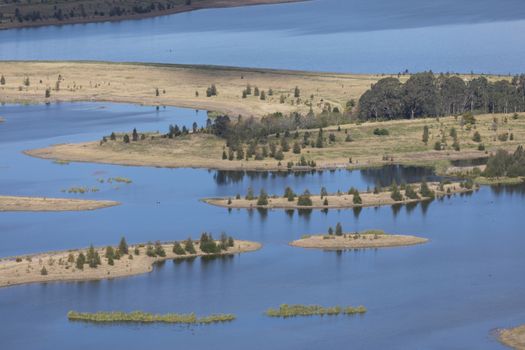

left=290, top=231, right=428, bottom=249
left=0, top=0, right=304, bottom=31
left=0, top=239, right=261, bottom=288
left=498, top=325, right=525, bottom=349
left=0, top=195, right=119, bottom=212
left=204, top=181, right=476, bottom=210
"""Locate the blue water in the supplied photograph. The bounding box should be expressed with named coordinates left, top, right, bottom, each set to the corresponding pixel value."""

left=0, top=102, right=524, bottom=349
left=1, top=0, right=525, bottom=73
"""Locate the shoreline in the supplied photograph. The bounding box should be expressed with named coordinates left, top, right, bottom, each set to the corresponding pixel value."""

left=203, top=182, right=476, bottom=210
left=0, top=195, right=120, bottom=212
left=0, top=0, right=305, bottom=31
left=0, top=239, right=261, bottom=288
left=290, top=231, right=428, bottom=250
left=498, top=325, right=525, bottom=349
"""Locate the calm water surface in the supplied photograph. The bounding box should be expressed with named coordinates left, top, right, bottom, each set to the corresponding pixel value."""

left=0, top=103, right=524, bottom=349
left=1, top=0, right=525, bottom=73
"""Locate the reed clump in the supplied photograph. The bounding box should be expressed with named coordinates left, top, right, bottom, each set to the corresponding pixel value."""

left=265, top=304, right=367, bottom=318
left=67, top=311, right=235, bottom=324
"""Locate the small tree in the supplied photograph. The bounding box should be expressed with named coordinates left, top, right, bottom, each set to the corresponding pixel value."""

left=404, top=184, right=419, bottom=199
left=472, top=131, right=481, bottom=142
left=184, top=238, right=196, bottom=254
left=284, top=187, right=295, bottom=201
left=419, top=179, right=435, bottom=198
left=320, top=187, right=328, bottom=198
left=353, top=191, right=362, bottom=205
left=123, top=134, right=130, bottom=143
left=154, top=241, right=166, bottom=257
left=40, top=266, right=48, bottom=275
left=257, top=189, right=269, bottom=206
left=297, top=190, right=312, bottom=206
left=246, top=187, right=255, bottom=200
left=390, top=181, right=404, bottom=202
left=335, top=222, right=343, bottom=236
left=76, top=253, right=86, bottom=270
left=294, top=86, right=300, bottom=98
left=328, top=227, right=334, bottom=235
left=132, top=128, right=139, bottom=142
left=45, top=88, right=51, bottom=98
left=422, top=125, right=429, bottom=144
left=293, top=142, right=301, bottom=154
left=119, top=237, right=128, bottom=254
left=0, top=75, right=5, bottom=85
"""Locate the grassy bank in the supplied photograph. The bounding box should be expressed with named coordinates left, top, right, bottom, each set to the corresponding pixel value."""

left=67, top=311, right=235, bottom=324
left=24, top=113, right=525, bottom=171
left=0, top=195, right=119, bottom=212
left=265, top=304, right=367, bottom=318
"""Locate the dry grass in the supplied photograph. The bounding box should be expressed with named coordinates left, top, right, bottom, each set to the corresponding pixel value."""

left=0, top=239, right=261, bottom=288
left=24, top=112, right=525, bottom=171
left=0, top=195, right=119, bottom=212
left=0, top=61, right=386, bottom=117
left=499, top=325, right=525, bottom=350
left=290, top=232, right=428, bottom=250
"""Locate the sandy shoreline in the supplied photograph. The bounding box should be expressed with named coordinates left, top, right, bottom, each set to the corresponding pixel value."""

left=0, top=239, right=261, bottom=288
left=204, top=182, right=476, bottom=210
left=498, top=325, right=525, bottom=349
left=0, top=195, right=119, bottom=212
left=290, top=232, right=428, bottom=250
left=0, top=0, right=304, bottom=30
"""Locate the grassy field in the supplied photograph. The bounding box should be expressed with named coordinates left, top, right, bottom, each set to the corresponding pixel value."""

left=25, top=113, right=525, bottom=172
left=0, top=61, right=388, bottom=117
left=0, top=0, right=300, bottom=30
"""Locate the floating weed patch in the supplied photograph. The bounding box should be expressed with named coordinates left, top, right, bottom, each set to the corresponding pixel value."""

left=265, top=304, right=366, bottom=318
left=108, top=177, right=132, bottom=184
left=67, top=311, right=235, bottom=324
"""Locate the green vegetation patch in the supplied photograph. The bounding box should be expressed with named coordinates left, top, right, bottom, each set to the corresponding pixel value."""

left=265, top=304, right=367, bottom=318
left=67, top=311, right=235, bottom=324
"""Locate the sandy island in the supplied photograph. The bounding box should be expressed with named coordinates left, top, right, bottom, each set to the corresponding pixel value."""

left=499, top=325, right=525, bottom=350
left=0, top=239, right=261, bottom=288
left=290, top=231, right=428, bottom=250
left=0, top=195, right=119, bottom=212
left=204, top=182, right=476, bottom=210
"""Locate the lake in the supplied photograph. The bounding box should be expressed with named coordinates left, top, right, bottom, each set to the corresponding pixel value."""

left=1, top=102, right=524, bottom=349
left=1, top=0, right=525, bottom=73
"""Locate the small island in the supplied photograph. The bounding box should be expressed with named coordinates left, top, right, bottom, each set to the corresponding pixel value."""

left=265, top=304, right=367, bottom=318
left=290, top=228, right=428, bottom=250
left=0, top=234, right=261, bottom=288
left=204, top=180, right=476, bottom=210
left=67, top=311, right=236, bottom=325
left=498, top=325, right=525, bottom=349
left=0, top=195, right=120, bottom=212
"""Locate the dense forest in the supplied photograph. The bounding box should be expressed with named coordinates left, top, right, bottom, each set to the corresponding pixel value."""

left=0, top=0, right=199, bottom=28
left=358, top=73, right=525, bottom=120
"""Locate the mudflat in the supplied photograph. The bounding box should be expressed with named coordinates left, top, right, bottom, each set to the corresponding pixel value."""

left=0, top=195, right=119, bottom=212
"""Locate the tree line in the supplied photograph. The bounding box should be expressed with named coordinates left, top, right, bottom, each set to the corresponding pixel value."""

left=358, top=72, right=525, bottom=120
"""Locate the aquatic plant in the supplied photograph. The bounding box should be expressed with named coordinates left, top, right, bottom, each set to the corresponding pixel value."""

left=265, top=304, right=366, bottom=318
left=67, top=311, right=235, bottom=324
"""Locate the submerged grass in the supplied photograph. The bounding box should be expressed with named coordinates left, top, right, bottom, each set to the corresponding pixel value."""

left=67, top=311, right=235, bottom=324
left=265, top=304, right=367, bottom=318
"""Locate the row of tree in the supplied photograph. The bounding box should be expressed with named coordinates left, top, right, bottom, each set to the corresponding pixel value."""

left=483, top=145, right=525, bottom=177
left=358, top=73, right=525, bottom=120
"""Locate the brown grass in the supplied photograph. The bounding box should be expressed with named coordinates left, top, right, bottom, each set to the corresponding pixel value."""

left=0, top=195, right=119, bottom=212
left=290, top=232, right=428, bottom=250
left=0, top=240, right=261, bottom=288
left=0, top=61, right=386, bottom=117
left=499, top=325, right=525, bottom=350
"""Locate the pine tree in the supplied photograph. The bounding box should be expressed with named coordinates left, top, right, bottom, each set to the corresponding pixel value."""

left=0, top=75, right=5, bottom=85
left=119, top=237, right=128, bottom=254
left=353, top=191, right=362, bottom=204
left=335, top=222, right=343, bottom=236
left=246, top=187, right=255, bottom=200
left=184, top=238, right=196, bottom=254
left=76, top=253, right=86, bottom=270
left=257, top=189, right=269, bottom=206
left=293, top=142, right=301, bottom=154
left=40, top=266, right=48, bottom=275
